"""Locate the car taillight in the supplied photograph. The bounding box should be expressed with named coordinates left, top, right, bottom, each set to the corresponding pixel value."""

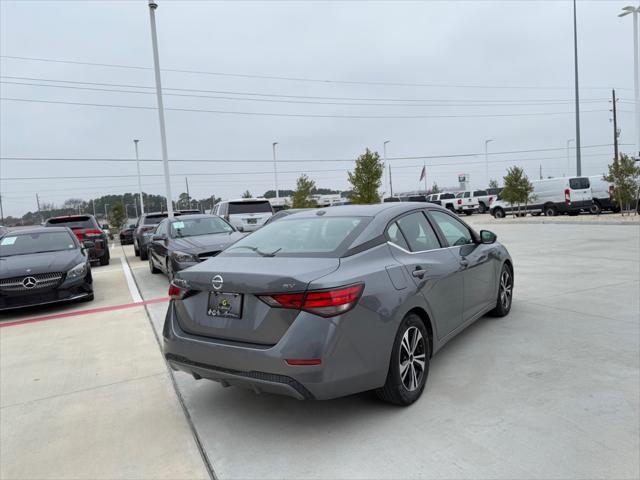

left=168, top=284, right=185, bottom=300
left=564, top=188, right=571, bottom=203
left=258, top=284, right=364, bottom=318
left=83, top=229, right=103, bottom=237
left=457, top=199, right=462, bottom=205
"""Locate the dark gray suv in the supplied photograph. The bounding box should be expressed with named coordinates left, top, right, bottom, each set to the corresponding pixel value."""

left=163, top=203, right=513, bottom=405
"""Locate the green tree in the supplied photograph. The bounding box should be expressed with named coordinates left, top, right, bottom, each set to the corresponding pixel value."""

left=604, top=154, right=640, bottom=215
left=430, top=182, right=441, bottom=194
left=501, top=166, right=534, bottom=217
left=488, top=178, right=499, bottom=189
left=292, top=174, right=317, bottom=208
left=241, top=190, right=252, bottom=199
left=108, top=204, right=127, bottom=231
left=348, top=148, right=384, bottom=204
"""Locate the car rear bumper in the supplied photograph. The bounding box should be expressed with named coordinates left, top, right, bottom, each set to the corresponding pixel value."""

left=162, top=302, right=385, bottom=400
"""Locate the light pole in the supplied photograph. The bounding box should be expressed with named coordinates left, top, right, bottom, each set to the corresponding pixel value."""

left=384, top=140, right=391, bottom=196
left=484, top=139, right=493, bottom=186
left=566, top=139, right=574, bottom=176
left=272, top=142, right=279, bottom=199
left=619, top=5, right=640, bottom=156
left=572, top=0, right=582, bottom=175
left=104, top=203, right=109, bottom=220
left=147, top=0, right=174, bottom=218
left=133, top=139, right=144, bottom=215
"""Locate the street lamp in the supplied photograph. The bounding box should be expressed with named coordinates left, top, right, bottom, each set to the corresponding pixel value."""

left=272, top=142, right=279, bottom=199
left=484, top=139, right=493, bottom=186
left=566, top=139, right=574, bottom=176
left=384, top=141, right=391, bottom=196
left=572, top=0, right=582, bottom=175
left=619, top=5, right=640, bottom=155
left=133, top=139, right=144, bottom=215
left=147, top=0, right=174, bottom=218
left=104, top=203, right=110, bottom=220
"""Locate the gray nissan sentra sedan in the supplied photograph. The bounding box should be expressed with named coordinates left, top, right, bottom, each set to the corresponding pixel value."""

left=163, top=203, right=513, bottom=405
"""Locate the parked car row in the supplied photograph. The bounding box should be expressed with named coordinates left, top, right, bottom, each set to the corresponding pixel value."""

left=385, top=189, right=498, bottom=216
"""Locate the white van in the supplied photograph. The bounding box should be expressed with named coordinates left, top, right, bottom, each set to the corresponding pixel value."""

left=588, top=175, right=616, bottom=213
left=211, top=198, right=274, bottom=232
left=490, top=176, right=593, bottom=218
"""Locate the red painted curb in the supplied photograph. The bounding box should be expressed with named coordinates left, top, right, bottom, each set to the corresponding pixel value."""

left=0, top=297, right=169, bottom=329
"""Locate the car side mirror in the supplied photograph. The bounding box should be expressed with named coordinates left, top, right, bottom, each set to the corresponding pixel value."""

left=480, top=230, right=497, bottom=244
left=236, top=226, right=244, bottom=232
left=83, top=240, right=95, bottom=249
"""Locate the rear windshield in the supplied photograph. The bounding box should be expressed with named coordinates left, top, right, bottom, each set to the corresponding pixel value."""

left=569, top=178, right=590, bottom=189
left=223, top=216, right=367, bottom=257
left=228, top=201, right=273, bottom=214
left=144, top=215, right=167, bottom=225
left=46, top=216, right=96, bottom=229
left=0, top=231, right=77, bottom=257
left=171, top=217, right=233, bottom=237
left=440, top=193, right=455, bottom=199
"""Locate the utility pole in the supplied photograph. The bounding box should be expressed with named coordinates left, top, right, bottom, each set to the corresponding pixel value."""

left=619, top=6, right=640, bottom=156
left=612, top=89, right=619, bottom=161
left=272, top=142, right=279, bottom=199
left=185, top=177, right=190, bottom=208
left=92, top=199, right=96, bottom=217
left=572, top=0, right=582, bottom=175
left=104, top=203, right=109, bottom=220
left=133, top=139, right=144, bottom=215
left=36, top=193, right=41, bottom=223
left=384, top=140, right=391, bottom=197
left=539, top=164, right=543, bottom=180
left=423, top=159, right=427, bottom=192
left=389, top=164, right=394, bottom=197
left=148, top=0, right=174, bottom=218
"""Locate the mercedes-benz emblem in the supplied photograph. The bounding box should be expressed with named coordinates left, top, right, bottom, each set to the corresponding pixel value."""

left=22, top=277, right=37, bottom=289
left=212, top=275, right=223, bottom=290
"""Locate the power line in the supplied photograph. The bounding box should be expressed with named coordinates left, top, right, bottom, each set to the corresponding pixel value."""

left=0, top=54, right=628, bottom=91
left=0, top=143, right=625, bottom=163
left=0, top=97, right=622, bottom=119
left=0, top=77, right=620, bottom=107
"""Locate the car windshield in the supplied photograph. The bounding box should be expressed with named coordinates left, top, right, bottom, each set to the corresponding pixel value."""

left=224, top=216, right=365, bottom=257
left=144, top=215, right=167, bottom=225
left=0, top=231, right=77, bottom=257
left=228, top=201, right=272, bottom=214
left=46, top=216, right=95, bottom=229
left=170, top=217, right=234, bottom=237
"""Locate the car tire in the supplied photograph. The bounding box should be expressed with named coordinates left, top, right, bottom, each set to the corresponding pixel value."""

left=478, top=202, right=486, bottom=214
left=589, top=202, right=602, bottom=215
left=375, top=313, right=430, bottom=406
left=493, top=208, right=505, bottom=219
left=489, top=263, right=513, bottom=317
left=140, top=246, right=148, bottom=261
left=99, top=250, right=110, bottom=266
left=544, top=204, right=557, bottom=217
left=149, top=255, right=160, bottom=274
left=134, top=241, right=140, bottom=257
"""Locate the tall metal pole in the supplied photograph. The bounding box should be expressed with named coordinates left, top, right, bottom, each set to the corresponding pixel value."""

left=0, top=195, right=4, bottom=224
left=36, top=193, right=41, bottom=223
left=484, top=139, right=493, bottom=185
left=272, top=142, right=279, bottom=199
left=185, top=177, right=190, bottom=208
left=148, top=0, right=174, bottom=218
left=384, top=140, right=390, bottom=196
left=566, top=139, right=574, bottom=176
left=92, top=198, right=96, bottom=217
left=133, top=139, right=144, bottom=215
left=423, top=159, right=427, bottom=192
left=634, top=9, right=639, bottom=156
left=104, top=203, right=109, bottom=220
left=612, top=89, right=619, bottom=161
left=573, top=0, right=582, bottom=175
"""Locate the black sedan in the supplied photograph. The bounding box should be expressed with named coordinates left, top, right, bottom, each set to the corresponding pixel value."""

left=0, top=227, right=94, bottom=311
left=148, top=214, right=244, bottom=280
left=119, top=223, right=136, bottom=245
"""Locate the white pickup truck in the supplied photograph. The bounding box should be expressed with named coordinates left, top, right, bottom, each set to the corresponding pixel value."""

left=454, top=191, right=479, bottom=215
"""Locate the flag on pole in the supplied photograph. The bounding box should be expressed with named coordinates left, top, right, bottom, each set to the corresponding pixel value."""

left=419, top=165, right=426, bottom=182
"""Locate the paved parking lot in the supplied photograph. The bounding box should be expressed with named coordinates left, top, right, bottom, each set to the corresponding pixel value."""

left=1, top=218, right=639, bottom=479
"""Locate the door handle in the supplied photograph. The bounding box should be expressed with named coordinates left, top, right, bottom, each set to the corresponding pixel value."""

left=412, top=268, right=426, bottom=279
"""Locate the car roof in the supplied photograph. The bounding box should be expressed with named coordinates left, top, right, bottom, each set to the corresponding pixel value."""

left=46, top=214, right=93, bottom=221
left=221, top=198, right=271, bottom=203
left=284, top=202, right=442, bottom=218
left=167, top=214, right=216, bottom=221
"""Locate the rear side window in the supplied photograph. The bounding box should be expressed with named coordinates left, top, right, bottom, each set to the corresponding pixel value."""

left=473, top=190, right=487, bottom=196
left=430, top=211, right=473, bottom=247
left=569, top=178, right=590, bottom=189
left=46, top=216, right=97, bottom=229
left=228, top=201, right=272, bottom=214
left=396, top=212, right=441, bottom=252
left=387, top=222, right=410, bottom=250
left=440, top=193, right=455, bottom=199
left=144, top=215, right=167, bottom=225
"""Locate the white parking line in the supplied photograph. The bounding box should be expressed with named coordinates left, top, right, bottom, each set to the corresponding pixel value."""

left=120, top=256, right=143, bottom=303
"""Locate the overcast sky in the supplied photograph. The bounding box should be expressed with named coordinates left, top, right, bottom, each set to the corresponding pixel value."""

left=0, top=0, right=637, bottom=218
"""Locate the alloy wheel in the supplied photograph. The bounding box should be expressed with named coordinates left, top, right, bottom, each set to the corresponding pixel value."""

left=399, top=326, right=426, bottom=392
left=499, top=268, right=513, bottom=310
